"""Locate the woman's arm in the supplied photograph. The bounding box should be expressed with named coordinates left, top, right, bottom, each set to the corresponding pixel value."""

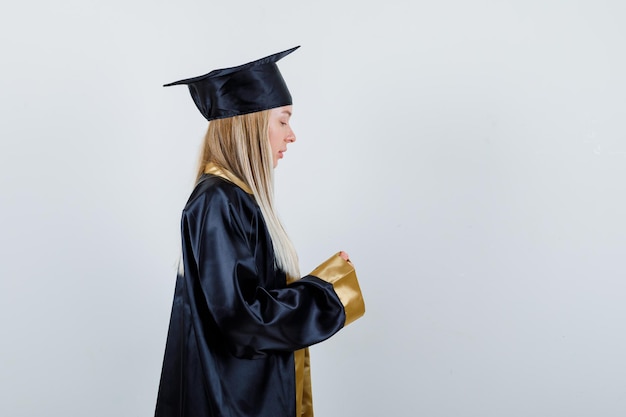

left=182, top=187, right=364, bottom=358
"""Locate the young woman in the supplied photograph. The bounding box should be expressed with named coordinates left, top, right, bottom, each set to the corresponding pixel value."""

left=155, top=46, right=365, bottom=417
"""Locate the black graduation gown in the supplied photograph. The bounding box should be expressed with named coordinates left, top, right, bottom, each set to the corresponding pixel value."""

left=155, top=166, right=365, bottom=417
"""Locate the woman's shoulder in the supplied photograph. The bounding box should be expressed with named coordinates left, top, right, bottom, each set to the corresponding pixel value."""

left=184, top=174, right=255, bottom=215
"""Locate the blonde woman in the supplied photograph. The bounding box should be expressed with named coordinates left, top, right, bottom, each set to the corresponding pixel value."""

left=155, top=46, right=365, bottom=417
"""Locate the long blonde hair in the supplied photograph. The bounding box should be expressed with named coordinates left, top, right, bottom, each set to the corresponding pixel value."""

left=195, top=110, right=300, bottom=279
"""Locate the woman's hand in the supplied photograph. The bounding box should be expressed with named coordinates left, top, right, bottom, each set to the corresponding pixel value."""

left=339, top=251, right=351, bottom=264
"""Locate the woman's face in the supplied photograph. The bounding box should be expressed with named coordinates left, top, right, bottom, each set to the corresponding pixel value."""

left=268, top=105, right=296, bottom=168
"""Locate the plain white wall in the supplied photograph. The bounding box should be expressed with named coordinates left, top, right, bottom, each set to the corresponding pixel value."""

left=1, top=1, right=625, bottom=416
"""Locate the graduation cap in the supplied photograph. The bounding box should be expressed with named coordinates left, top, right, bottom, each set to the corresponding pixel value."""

left=164, top=46, right=300, bottom=121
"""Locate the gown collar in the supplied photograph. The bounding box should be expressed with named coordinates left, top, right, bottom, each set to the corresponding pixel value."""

left=204, top=162, right=253, bottom=195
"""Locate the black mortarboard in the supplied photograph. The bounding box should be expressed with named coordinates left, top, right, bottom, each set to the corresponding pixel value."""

left=164, top=46, right=300, bottom=121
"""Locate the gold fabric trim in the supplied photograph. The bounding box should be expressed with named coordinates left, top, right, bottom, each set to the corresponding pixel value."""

left=302, top=348, right=314, bottom=417
left=294, top=348, right=314, bottom=417
left=203, top=162, right=253, bottom=195
left=308, top=253, right=366, bottom=326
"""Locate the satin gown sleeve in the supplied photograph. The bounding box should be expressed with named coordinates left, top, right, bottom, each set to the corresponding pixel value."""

left=182, top=180, right=359, bottom=358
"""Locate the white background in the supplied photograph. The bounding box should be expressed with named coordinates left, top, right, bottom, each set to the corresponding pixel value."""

left=1, top=1, right=625, bottom=416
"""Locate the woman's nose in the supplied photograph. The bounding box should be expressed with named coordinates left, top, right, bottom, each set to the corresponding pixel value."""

left=287, top=129, right=296, bottom=143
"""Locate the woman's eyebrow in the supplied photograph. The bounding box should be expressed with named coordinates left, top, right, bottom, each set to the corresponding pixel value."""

left=282, top=110, right=292, bottom=116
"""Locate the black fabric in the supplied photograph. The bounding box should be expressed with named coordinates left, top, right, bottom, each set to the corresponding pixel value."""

left=164, top=46, right=299, bottom=121
left=155, top=174, right=346, bottom=417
